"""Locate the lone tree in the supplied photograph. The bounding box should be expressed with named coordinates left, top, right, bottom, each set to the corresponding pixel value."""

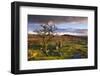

left=34, top=21, right=57, bottom=56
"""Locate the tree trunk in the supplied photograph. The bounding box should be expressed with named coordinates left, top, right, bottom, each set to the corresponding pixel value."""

left=42, top=37, right=48, bottom=56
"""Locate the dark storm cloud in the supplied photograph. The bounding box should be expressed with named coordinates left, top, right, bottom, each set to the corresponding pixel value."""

left=28, top=15, right=88, bottom=24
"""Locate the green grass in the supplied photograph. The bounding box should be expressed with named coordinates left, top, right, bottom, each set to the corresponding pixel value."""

left=28, top=39, right=88, bottom=61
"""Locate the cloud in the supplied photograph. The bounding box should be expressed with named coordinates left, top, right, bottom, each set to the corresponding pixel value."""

left=28, top=15, right=88, bottom=24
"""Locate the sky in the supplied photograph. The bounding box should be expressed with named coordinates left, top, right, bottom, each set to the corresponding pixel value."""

left=28, top=15, right=88, bottom=36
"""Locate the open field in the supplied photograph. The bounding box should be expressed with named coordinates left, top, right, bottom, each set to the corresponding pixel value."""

left=28, top=34, right=88, bottom=61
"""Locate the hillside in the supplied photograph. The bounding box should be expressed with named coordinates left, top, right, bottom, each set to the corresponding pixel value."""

left=28, top=34, right=88, bottom=61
